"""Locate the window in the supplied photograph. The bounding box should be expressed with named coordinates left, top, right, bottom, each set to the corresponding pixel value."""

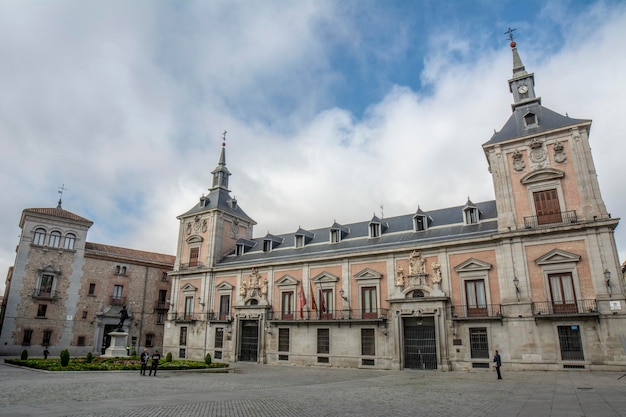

left=33, top=228, right=46, bottom=245
left=235, top=244, right=245, bottom=256
left=22, top=329, right=33, bottom=345
left=533, top=189, right=562, bottom=225
left=219, top=295, right=230, bottom=320
left=82, top=311, right=88, bottom=319
left=115, top=265, right=127, bottom=275
left=42, top=330, right=52, bottom=346
left=281, top=291, right=294, bottom=319
left=414, top=216, right=427, bottom=231
left=320, top=289, right=332, bottom=319
left=158, top=290, right=168, bottom=309
left=146, top=333, right=154, bottom=347
left=464, top=208, right=479, bottom=225
left=465, top=280, right=487, bottom=316
left=88, top=283, right=96, bottom=295
left=157, top=312, right=164, bottom=324
left=189, top=247, right=199, bottom=267
left=295, top=235, right=304, bottom=248
left=549, top=273, right=577, bottom=313
left=77, top=336, right=86, bottom=346
left=179, top=348, right=186, bottom=359
left=63, top=233, right=76, bottom=250
left=278, top=328, right=290, bottom=352
left=469, top=328, right=489, bottom=358
left=161, top=272, right=168, bottom=281
left=263, top=240, right=272, bottom=252
left=361, top=329, right=375, bottom=356
left=524, top=112, right=537, bottom=126
left=215, top=328, right=224, bottom=349
left=37, top=304, right=47, bottom=318
left=184, top=296, right=194, bottom=320
left=361, top=287, right=377, bottom=319
left=112, top=285, right=123, bottom=303
left=317, top=328, right=329, bottom=354
left=558, top=325, right=584, bottom=361
left=369, top=223, right=381, bottom=238
left=38, top=274, right=55, bottom=297
left=330, top=229, right=340, bottom=243
left=49, top=231, right=61, bottom=248
left=121, top=266, right=126, bottom=275
left=179, top=327, right=188, bottom=346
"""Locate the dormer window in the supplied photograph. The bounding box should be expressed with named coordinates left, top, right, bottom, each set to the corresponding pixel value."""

left=263, top=240, right=273, bottom=252
left=464, top=208, right=479, bottom=224
left=415, top=216, right=426, bottom=231
left=234, top=238, right=255, bottom=256
left=524, top=112, right=537, bottom=127
left=369, top=223, right=381, bottom=238
left=236, top=244, right=245, bottom=256
left=330, top=229, right=341, bottom=243
left=295, top=235, right=304, bottom=248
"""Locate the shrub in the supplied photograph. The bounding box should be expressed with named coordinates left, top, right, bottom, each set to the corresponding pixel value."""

left=204, top=353, right=212, bottom=365
left=20, top=349, right=28, bottom=360
left=60, top=349, right=70, bottom=367
left=165, top=352, right=172, bottom=362
left=85, top=352, right=93, bottom=363
left=131, top=349, right=137, bottom=357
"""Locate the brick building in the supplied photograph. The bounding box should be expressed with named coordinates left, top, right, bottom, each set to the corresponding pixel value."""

left=0, top=202, right=175, bottom=356
left=162, top=42, right=625, bottom=371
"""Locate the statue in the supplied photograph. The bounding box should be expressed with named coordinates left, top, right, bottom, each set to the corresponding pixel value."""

left=394, top=266, right=405, bottom=287
left=409, top=250, right=426, bottom=275
left=249, top=268, right=260, bottom=288
left=117, top=305, right=129, bottom=330
left=431, top=260, right=442, bottom=284
left=240, top=280, right=248, bottom=298
left=261, top=277, right=268, bottom=297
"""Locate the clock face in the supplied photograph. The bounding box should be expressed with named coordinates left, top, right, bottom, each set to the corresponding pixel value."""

left=518, top=85, right=528, bottom=94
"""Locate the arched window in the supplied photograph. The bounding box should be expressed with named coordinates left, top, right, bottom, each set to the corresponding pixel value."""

left=63, top=233, right=76, bottom=250
left=49, top=231, right=61, bottom=248
left=33, top=228, right=46, bottom=246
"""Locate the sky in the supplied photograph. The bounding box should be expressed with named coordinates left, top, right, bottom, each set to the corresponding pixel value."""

left=1, top=0, right=626, bottom=294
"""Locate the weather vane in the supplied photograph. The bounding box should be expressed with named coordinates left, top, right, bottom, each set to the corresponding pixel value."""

left=222, top=130, right=228, bottom=146
left=505, top=27, right=516, bottom=42
left=58, top=184, right=67, bottom=199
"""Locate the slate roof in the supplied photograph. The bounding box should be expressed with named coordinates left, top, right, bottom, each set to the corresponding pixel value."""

left=484, top=102, right=589, bottom=145
left=219, top=200, right=498, bottom=266
left=179, top=187, right=256, bottom=224
left=85, top=242, right=175, bottom=265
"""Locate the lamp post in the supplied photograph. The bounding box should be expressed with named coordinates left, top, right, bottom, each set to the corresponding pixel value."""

left=513, top=276, right=520, bottom=301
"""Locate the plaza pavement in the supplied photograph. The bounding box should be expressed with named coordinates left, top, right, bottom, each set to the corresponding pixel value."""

left=1, top=360, right=625, bottom=417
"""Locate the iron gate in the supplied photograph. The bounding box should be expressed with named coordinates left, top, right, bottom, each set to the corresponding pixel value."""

left=558, top=325, right=584, bottom=361
left=403, top=317, right=437, bottom=370
left=239, top=321, right=259, bottom=362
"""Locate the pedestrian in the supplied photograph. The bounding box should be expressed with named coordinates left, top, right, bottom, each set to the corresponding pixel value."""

left=493, top=350, right=502, bottom=380
left=43, top=348, right=49, bottom=359
left=149, top=350, right=161, bottom=376
left=140, top=348, right=150, bottom=376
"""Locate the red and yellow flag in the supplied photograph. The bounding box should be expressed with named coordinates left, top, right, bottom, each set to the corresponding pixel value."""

left=309, top=281, right=317, bottom=311
left=298, top=287, right=307, bottom=319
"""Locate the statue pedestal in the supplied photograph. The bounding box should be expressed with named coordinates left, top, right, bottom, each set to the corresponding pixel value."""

left=101, top=331, right=129, bottom=357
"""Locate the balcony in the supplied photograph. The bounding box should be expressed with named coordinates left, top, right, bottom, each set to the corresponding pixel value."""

left=155, top=301, right=170, bottom=310
left=31, top=289, right=58, bottom=302
left=171, top=312, right=203, bottom=323
left=268, top=308, right=388, bottom=322
left=179, top=262, right=205, bottom=270
left=450, top=304, right=501, bottom=320
left=524, top=210, right=577, bottom=229
left=206, top=311, right=233, bottom=321
left=532, top=299, right=598, bottom=319
left=110, top=296, right=127, bottom=306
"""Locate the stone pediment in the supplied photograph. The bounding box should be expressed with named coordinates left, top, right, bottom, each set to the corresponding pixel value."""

left=275, top=275, right=299, bottom=286
left=454, top=258, right=492, bottom=272
left=186, top=235, right=203, bottom=244
left=311, top=271, right=339, bottom=283
left=535, top=249, right=581, bottom=265
left=354, top=268, right=383, bottom=280
left=216, top=282, right=234, bottom=291
left=181, top=283, right=198, bottom=292
left=520, top=168, right=565, bottom=184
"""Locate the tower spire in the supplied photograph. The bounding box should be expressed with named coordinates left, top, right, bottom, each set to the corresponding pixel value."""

left=210, top=131, right=231, bottom=191
left=505, top=29, right=540, bottom=111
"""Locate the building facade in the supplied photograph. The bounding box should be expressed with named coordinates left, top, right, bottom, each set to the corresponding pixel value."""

left=163, top=42, right=625, bottom=371
left=0, top=202, right=175, bottom=357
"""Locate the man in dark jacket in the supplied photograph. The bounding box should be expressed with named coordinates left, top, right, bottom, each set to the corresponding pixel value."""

left=493, top=350, right=502, bottom=380
left=149, top=350, right=161, bottom=376
left=140, top=348, right=150, bottom=376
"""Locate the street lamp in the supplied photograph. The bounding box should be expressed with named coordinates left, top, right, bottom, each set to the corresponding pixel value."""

left=513, top=276, right=520, bottom=301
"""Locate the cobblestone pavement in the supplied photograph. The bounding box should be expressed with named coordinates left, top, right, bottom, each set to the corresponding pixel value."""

left=1, top=361, right=626, bottom=417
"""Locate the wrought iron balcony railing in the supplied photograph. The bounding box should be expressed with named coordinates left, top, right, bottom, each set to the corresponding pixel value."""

left=532, top=299, right=598, bottom=316
left=451, top=304, right=501, bottom=319
left=31, top=289, right=58, bottom=301
left=268, top=308, right=388, bottom=321
left=155, top=301, right=170, bottom=310
left=524, top=210, right=578, bottom=229
left=171, top=312, right=204, bottom=322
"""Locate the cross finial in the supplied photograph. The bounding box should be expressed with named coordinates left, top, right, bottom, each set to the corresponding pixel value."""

left=222, top=130, right=228, bottom=147
left=505, top=27, right=516, bottom=42
left=57, top=184, right=67, bottom=209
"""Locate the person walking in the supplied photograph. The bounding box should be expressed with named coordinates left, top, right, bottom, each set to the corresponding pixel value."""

left=140, top=348, right=150, bottom=376
left=493, top=350, right=502, bottom=380
left=43, top=348, right=50, bottom=359
left=149, top=350, right=161, bottom=376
